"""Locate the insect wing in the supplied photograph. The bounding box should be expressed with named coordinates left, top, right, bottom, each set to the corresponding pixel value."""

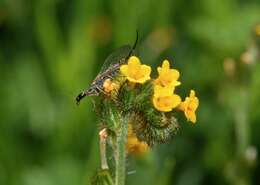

left=99, top=45, right=132, bottom=73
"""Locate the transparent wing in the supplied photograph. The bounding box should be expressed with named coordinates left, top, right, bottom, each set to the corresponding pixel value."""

left=99, top=45, right=132, bottom=73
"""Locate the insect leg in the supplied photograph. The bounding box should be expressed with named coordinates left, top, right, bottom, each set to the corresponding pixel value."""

left=96, top=85, right=106, bottom=94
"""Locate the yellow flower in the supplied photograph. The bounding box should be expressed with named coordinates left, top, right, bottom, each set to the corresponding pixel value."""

left=120, top=56, right=151, bottom=84
left=126, top=124, right=149, bottom=155
left=103, top=79, right=118, bottom=93
left=153, top=85, right=181, bottom=112
left=178, top=90, right=199, bottom=124
left=255, top=24, right=260, bottom=36
left=155, top=60, right=181, bottom=88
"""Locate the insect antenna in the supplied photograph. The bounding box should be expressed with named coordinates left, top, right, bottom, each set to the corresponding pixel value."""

left=126, top=30, right=139, bottom=59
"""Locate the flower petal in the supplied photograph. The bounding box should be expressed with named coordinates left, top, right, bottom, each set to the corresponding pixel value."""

left=187, top=112, right=196, bottom=123
left=162, top=60, right=170, bottom=69
left=190, top=97, right=199, bottom=110
left=170, top=94, right=182, bottom=108
left=128, top=56, right=141, bottom=67
left=154, top=85, right=174, bottom=96
left=140, top=65, right=152, bottom=77
left=153, top=97, right=172, bottom=112
left=170, top=69, right=180, bottom=80
left=190, top=90, right=195, bottom=97
left=120, top=65, right=129, bottom=76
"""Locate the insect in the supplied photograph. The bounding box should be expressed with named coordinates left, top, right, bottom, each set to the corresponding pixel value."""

left=75, top=33, right=138, bottom=105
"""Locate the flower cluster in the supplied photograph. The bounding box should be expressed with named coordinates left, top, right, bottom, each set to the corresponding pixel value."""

left=153, top=60, right=181, bottom=112
left=120, top=56, right=199, bottom=124
left=83, top=50, right=200, bottom=185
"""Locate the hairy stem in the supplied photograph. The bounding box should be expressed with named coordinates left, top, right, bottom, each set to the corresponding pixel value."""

left=115, top=115, right=129, bottom=185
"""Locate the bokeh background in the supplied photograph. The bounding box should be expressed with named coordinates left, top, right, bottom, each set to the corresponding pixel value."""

left=1, top=0, right=260, bottom=185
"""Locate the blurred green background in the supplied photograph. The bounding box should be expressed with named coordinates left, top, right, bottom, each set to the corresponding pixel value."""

left=1, top=0, right=260, bottom=185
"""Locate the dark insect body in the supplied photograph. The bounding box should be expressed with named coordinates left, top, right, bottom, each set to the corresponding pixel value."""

left=76, top=33, right=138, bottom=105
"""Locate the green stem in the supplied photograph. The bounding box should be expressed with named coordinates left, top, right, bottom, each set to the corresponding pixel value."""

left=231, top=89, right=250, bottom=185
left=234, top=89, right=249, bottom=155
left=115, top=115, right=129, bottom=185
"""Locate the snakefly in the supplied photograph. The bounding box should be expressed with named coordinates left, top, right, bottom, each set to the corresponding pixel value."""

left=75, top=33, right=138, bottom=105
